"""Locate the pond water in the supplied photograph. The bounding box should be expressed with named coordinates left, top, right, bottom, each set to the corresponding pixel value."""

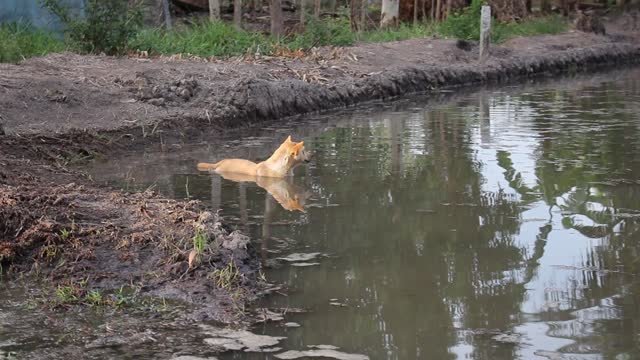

left=6, top=68, right=640, bottom=360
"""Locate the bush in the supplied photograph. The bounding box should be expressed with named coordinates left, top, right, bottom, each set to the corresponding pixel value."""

left=437, top=0, right=484, bottom=40
left=0, top=22, right=64, bottom=63
left=40, top=0, right=143, bottom=55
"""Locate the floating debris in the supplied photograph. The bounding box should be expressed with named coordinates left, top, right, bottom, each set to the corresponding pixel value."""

left=201, top=326, right=285, bottom=352
left=277, top=252, right=323, bottom=262
left=254, top=308, right=285, bottom=323
left=491, top=332, right=522, bottom=344
left=291, top=262, right=320, bottom=267
left=284, top=322, right=301, bottom=328
left=416, top=209, right=436, bottom=213
left=307, top=345, right=340, bottom=350
left=275, top=349, right=369, bottom=360
left=533, top=350, right=577, bottom=360
left=270, top=307, right=309, bottom=314
left=171, top=356, right=219, bottom=360
left=329, top=302, right=348, bottom=307
left=204, top=338, right=244, bottom=351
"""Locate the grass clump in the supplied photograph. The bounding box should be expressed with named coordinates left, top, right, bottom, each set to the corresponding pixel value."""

left=287, top=17, right=355, bottom=48
left=211, top=259, right=241, bottom=289
left=0, top=22, right=64, bottom=63
left=130, top=21, right=267, bottom=58
left=361, top=22, right=438, bottom=43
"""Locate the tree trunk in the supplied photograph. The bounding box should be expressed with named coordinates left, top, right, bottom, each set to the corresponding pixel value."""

left=430, top=0, right=435, bottom=19
left=351, top=0, right=362, bottom=31
left=435, top=0, right=441, bottom=21
left=541, top=0, right=551, bottom=13
left=445, top=0, right=451, bottom=19
left=300, top=0, right=305, bottom=27
left=381, top=0, right=399, bottom=27
left=234, top=0, right=242, bottom=29
left=271, top=0, right=284, bottom=36
left=209, top=0, right=220, bottom=20
left=162, top=0, right=172, bottom=28
left=413, top=0, right=418, bottom=24
left=360, top=0, right=366, bottom=30
left=314, top=0, right=321, bottom=17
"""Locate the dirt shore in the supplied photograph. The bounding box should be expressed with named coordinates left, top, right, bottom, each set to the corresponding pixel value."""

left=1, top=17, right=640, bottom=323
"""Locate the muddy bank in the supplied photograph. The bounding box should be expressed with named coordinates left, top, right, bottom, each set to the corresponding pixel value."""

left=0, top=134, right=267, bottom=323
left=1, top=29, right=639, bottom=140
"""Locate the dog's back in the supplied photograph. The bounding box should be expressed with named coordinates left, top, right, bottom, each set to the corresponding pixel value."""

left=196, top=159, right=259, bottom=175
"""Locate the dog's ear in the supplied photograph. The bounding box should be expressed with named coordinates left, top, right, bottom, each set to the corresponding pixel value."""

left=291, top=141, right=304, bottom=155
left=285, top=135, right=293, bottom=143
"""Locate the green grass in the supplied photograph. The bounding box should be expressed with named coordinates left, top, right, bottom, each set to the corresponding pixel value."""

left=193, top=229, right=207, bottom=256
left=360, top=22, right=438, bottom=43
left=437, top=0, right=567, bottom=43
left=130, top=20, right=267, bottom=58
left=492, top=15, right=568, bottom=43
left=1, top=8, right=568, bottom=63
left=0, top=22, right=65, bottom=63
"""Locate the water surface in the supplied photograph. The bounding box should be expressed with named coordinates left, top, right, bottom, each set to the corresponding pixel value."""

left=45, top=68, right=640, bottom=359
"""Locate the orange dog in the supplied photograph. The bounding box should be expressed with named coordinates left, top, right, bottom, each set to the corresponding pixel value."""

left=197, top=136, right=311, bottom=178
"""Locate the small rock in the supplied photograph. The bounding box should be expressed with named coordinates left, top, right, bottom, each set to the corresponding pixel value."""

left=148, top=98, right=166, bottom=107
left=222, top=231, right=250, bottom=250
left=179, top=88, right=192, bottom=100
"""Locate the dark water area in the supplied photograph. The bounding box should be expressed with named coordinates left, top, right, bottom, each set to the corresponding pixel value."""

left=4, top=68, right=640, bottom=360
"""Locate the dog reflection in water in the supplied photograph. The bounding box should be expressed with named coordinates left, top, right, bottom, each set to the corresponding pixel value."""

left=211, top=171, right=309, bottom=212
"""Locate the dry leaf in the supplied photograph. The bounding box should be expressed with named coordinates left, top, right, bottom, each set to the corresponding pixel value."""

left=188, top=249, right=197, bottom=269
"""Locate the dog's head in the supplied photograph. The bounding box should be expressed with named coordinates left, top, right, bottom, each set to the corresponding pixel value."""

left=283, top=135, right=312, bottom=167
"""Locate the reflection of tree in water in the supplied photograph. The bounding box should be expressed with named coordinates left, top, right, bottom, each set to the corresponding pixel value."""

left=495, top=79, right=640, bottom=355
left=290, top=104, right=530, bottom=359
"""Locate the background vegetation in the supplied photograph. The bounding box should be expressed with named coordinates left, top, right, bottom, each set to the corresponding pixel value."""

left=4, top=0, right=616, bottom=63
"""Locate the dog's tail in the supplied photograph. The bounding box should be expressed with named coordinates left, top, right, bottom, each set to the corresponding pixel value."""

left=197, top=161, right=222, bottom=171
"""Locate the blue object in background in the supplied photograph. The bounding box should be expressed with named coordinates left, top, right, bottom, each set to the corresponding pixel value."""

left=0, top=0, right=85, bottom=32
